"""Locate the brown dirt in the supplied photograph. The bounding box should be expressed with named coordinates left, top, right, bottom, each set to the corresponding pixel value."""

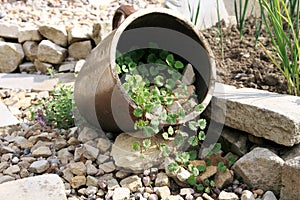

left=202, top=17, right=289, bottom=94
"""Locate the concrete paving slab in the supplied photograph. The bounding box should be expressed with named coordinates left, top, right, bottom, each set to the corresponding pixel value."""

left=0, top=174, right=67, bottom=200
left=206, top=83, right=300, bottom=146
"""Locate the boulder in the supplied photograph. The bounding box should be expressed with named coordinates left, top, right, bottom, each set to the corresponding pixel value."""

left=233, top=147, right=284, bottom=195
left=39, top=25, right=68, bottom=47
left=34, top=59, right=53, bottom=74
left=19, top=62, right=35, bottom=73
left=18, top=26, right=42, bottom=43
left=0, top=42, right=24, bottom=73
left=37, top=40, right=67, bottom=64
left=68, top=27, right=91, bottom=44
left=0, top=23, right=19, bottom=39
left=0, top=174, right=67, bottom=200
left=280, top=156, right=300, bottom=200
left=68, top=40, right=92, bottom=59
left=22, top=41, right=38, bottom=62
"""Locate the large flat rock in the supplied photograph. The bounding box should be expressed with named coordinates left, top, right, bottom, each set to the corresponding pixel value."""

left=0, top=101, right=19, bottom=127
left=207, top=83, right=300, bottom=146
left=0, top=174, right=67, bottom=200
left=0, top=73, right=75, bottom=91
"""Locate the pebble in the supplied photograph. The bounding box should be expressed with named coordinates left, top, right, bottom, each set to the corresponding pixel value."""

left=29, top=159, right=49, bottom=173
left=262, top=191, right=277, bottom=200
left=155, top=186, right=171, bottom=200
left=155, top=172, right=170, bottom=187
left=112, top=187, right=130, bottom=200
left=120, top=175, right=143, bottom=192
left=241, top=190, right=255, bottom=200
left=253, top=189, right=264, bottom=196
left=218, top=191, right=239, bottom=200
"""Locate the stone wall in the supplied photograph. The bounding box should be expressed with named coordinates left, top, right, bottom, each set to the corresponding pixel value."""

left=0, top=22, right=101, bottom=74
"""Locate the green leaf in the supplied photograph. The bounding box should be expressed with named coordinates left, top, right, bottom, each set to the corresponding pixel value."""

left=133, top=107, right=143, bottom=118
left=159, top=50, right=169, bottom=60
left=196, top=184, right=204, bottom=191
left=188, top=136, right=199, bottom=147
left=116, top=64, right=122, bottom=74
left=217, top=161, right=227, bottom=172
left=166, top=113, right=178, bottom=124
left=162, top=132, right=169, bottom=140
left=166, top=54, right=175, bottom=67
left=189, top=150, right=197, bottom=160
left=142, top=139, right=151, bottom=149
left=212, top=143, right=222, bottom=153
left=128, top=62, right=137, bottom=71
left=204, top=179, right=210, bottom=185
left=178, top=108, right=185, bottom=119
left=198, top=119, right=206, bottom=130
left=122, top=65, right=128, bottom=73
left=168, top=162, right=180, bottom=171
left=210, top=180, right=216, bottom=187
left=150, top=66, right=159, bottom=76
left=147, top=53, right=157, bottom=63
left=154, top=75, right=164, bottom=87
left=168, top=126, right=174, bottom=135
left=150, top=117, right=159, bottom=127
left=174, top=136, right=184, bottom=146
left=165, top=79, right=176, bottom=90
left=159, top=144, right=171, bottom=156
left=205, top=187, right=210, bottom=194
left=132, top=141, right=140, bottom=151
left=195, top=104, right=204, bottom=112
left=165, top=96, right=173, bottom=106
left=172, top=71, right=182, bottom=80
left=188, top=121, right=198, bottom=131
left=198, top=131, right=206, bottom=141
left=227, top=155, right=236, bottom=167
left=174, top=60, right=184, bottom=69
left=192, top=167, right=199, bottom=176
left=187, top=175, right=197, bottom=186
left=197, top=165, right=206, bottom=173
left=143, top=126, right=155, bottom=137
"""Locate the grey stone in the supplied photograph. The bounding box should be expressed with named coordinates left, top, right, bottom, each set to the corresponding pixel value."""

left=120, top=175, right=142, bottom=192
left=207, top=83, right=300, bottom=146
left=67, top=27, right=91, bottom=44
left=70, top=176, right=86, bottom=188
left=62, top=168, right=73, bottom=183
left=263, top=191, right=277, bottom=200
left=90, top=23, right=101, bottom=45
left=182, top=64, right=195, bottom=85
left=149, top=194, right=159, bottom=200
left=68, top=40, right=92, bottom=59
left=3, top=165, right=20, bottom=175
left=280, top=157, right=300, bottom=200
left=107, top=178, right=120, bottom=190
left=218, top=191, right=239, bottom=200
left=155, top=186, right=171, bottom=200
left=166, top=195, right=184, bottom=200
left=83, top=144, right=99, bottom=161
left=180, top=188, right=194, bottom=196
left=0, top=162, right=9, bottom=173
left=37, top=40, right=67, bottom=64
left=99, top=161, right=116, bottom=173
left=0, top=23, right=19, bottom=39
left=19, top=168, right=29, bottom=178
left=96, top=154, right=110, bottom=165
left=34, top=59, right=53, bottom=74
left=18, top=26, right=42, bottom=43
left=220, top=127, right=249, bottom=156
left=78, top=127, right=99, bottom=143
left=0, top=101, right=19, bottom=127
left=112, top=187, right=130, bottom=200
left=0, top=146, right=15, bottom=154
left=23, top=41, right=38, bottom=62
left=32, top=146, right=52, bottom=157
left=241, top=190, right=255, bottom=200
left=85, top=186, right=98, bottom=196
left=177, top=167, right=192, bottom=182
left=54, top=137, right=67, bottom=150
left=86, top=175, right=98, bottom=187
left=39, top=25, right=68, bottom=47
left=166, top=101, right=182, bottom=114
left=69, top=162, right=86, bottom=176
left=0, top=73, right=57, bottom=91
left=202, top=193, right=214, bottom=200
left=59, top=62, right=75, bottom=72
left=281, top=144, right=300, bottom=161
left=155, top=172, right=170, bottom=187
left=19, top=62, right=35, bottom=73
left=115, top=170, right=130, bottom=179
left=0, top=174, right=67, bottom=200
left=57, top=148, right=73, bottom=165
left=86, top=160, right=98, bottom=175
left=97, top=137, right=112, bottom=153
left=29, top=159, right=50, bottom=173
left=74, top=59, right=86, bottom=73
left=233, top=147, right=284, bottom=195
left=0, top=175, right=15, bottom=184
left=0, top=42, right=24, bottom=73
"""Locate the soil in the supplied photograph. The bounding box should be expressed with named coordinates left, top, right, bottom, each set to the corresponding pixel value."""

left=202, top=17, right=289, bottom=94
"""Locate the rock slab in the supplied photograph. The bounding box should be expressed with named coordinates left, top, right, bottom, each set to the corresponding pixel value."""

left=0, top=174, right=67, bottom=200
left=0, top=41, right=24, bottom=73
left=207, top=83, right=300, bottom=146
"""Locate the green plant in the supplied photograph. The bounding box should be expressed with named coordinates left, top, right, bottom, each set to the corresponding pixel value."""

left=188, top=0, right=201, bottom=25
left=234, top=0, right=250, bottom=37
left=31, top=84, right=75, bottom=129
left=260, top=0, right=300, bottom=96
